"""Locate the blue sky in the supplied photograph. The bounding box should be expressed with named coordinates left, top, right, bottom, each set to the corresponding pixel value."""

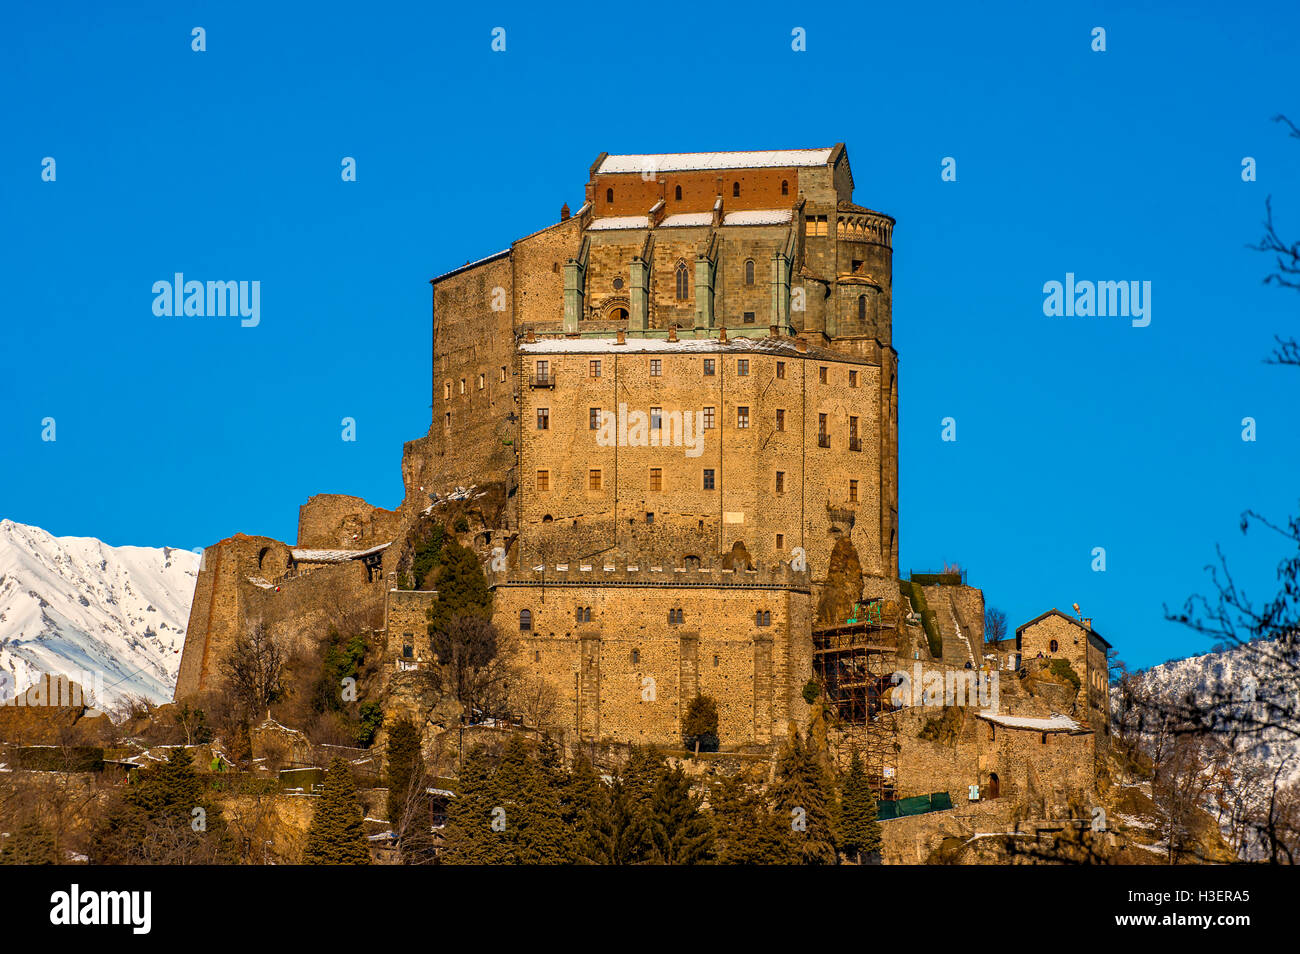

left=2, top=1, right=1297, bottom=670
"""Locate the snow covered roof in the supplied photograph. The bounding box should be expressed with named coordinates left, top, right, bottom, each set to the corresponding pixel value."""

left=431, top=248, right=510, bottom=283
left=976, top=711, right=1089, bottom=733
left=587, top=215, right=651, bottom=231
left=659, top=212, right=714, bottom=228
left=291, top=542, right=389, bottom=563
left=597, top=149, right=834, bottom=174
left=722, top=209, right=793, bottom=227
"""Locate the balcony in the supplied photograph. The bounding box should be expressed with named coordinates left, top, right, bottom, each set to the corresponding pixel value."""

left=818, top=434, right=831, bottom=448
left=528, top=370, right=557, bottom=389
left=849, top=437, right=862, bottom=452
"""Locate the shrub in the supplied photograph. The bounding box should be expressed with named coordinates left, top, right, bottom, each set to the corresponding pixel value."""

left=1049, top=658, right=1082, bottom=691
left=682, top=695, right=719, bottom=753
left=802, top=679, right=821, bottom=705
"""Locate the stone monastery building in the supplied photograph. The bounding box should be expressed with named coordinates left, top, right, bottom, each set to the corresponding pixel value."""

left=176, top=145, right=1112, bottom=810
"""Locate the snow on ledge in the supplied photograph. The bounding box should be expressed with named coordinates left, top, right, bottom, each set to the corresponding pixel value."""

left=976, top=711, right=1087, bottom=733
left=722, top=209, right=793, bottom=226
left=291, top=542, right=390, bottom=563
left=587, top=215, right=651, bottom=231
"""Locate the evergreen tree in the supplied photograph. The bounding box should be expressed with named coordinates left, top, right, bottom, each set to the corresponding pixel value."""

left=439, top=745, right=502, bottom=864
left=646, top=764, right=715, bottom=864
left=90, top=748, right=234, bottom=864
left=837, top=751, right=882, bottom=863
left=385, top=718, right=424, bottom=828
left=772, top=730, right=839, bottom=864
left=304, top=757, right=371, bottom=865
left=1, top=816, right=58, bottom=864
left=682, top=695, right=720, bottom=753
left=711, top=773, right=798, bottom=865
left=559, top=753, right=604, bottom=863
left=427, top=541, right=493, bottom=635
left=588, top=748, right=662, bottom=864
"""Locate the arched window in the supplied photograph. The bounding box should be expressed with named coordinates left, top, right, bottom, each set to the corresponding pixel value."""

left=744, top=259, right=755, bottom=285
left=781, top=179, right=789, bottom=196
left=858, top=294, right=867, bottom=321
left=606, top=187, right=614, bottom=203
left=675, top=261, right=689, bottom=300
left=519, top=609, right=532, bottom=632
left=732, top=181, right=740, bottom=197
left=674, top=185, right=682, bottom=200
left=1049, top=639, right=1059, bottom=653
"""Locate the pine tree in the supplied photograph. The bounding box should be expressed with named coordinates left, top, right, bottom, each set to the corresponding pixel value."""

left=711, top=773, right=797, bottom=865
left=837, top=751, right=882, bottom=863
left=427, top=541, right=493, bottom=635
left=304, top=756, right=371, bottom=864
left=440, top=745, right=502, bottom=864
left=1, top=816, right=58, bottom=864
left=559, top=753, right=604, bottom=863
left=646, top=764, right=714, bottom=864
left=588, top=747, right=662, bottom=864
left=385, top=718, right=424, bottom=830
left=492, top=734, right=567, bottom=864
left=772, top=730, right=839, bottom=864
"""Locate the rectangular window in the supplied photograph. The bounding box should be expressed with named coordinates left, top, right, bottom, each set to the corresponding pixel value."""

left=703, top=407, right=715, bottom=429
left=737, top=406, right=750, bottom=428
left=849, top=369, right=858, bottom=388
left=460, top=378, right=466, bottom=394
left=775, top=409, right=785, bottom=432
left=650, top=407, right=662, bottom=430
left=537, top=408, right=550, bottom=430
left=818, top=412, right=828, bottom=446
left=703, top=358, right=715, bottom=376
left=649, top=468, right=663, bottom=492
left=703, top=468, right=715, bottom=490
left=590, top=408, right=601, bottom=430
left=743, top=311, right=755, bottom=324
left=500, top=366, right=507, bottom=382
left=535, top=360, right=549, bottom=381
left=737, top=359, right=749, bottom=377
left=646, top=511, right=654, bottom=524
left=590, top=359, right=602, bottom=378
left=537, top=470, right=550, bottom=491
left=849, top=416, right=860, bottom=451
left=776, top=533, right=785, bottom=552
left=818, top=367, right=827, bottom=384
left=444, top=412, right=451, bottom=431
left=776, top=361, right=785, bottom=379
left=478, top=373, right=485, bottom=390
left=775, top=471, right=785, bottom=494
left=589, top=469, right=602, bottom=491
left=650, top=359, right=662, bottom=377
left=849, top=479, right=859, bottom=503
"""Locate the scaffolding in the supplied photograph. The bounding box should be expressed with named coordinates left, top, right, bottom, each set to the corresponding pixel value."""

left=813, top=598, right=901, bottom=800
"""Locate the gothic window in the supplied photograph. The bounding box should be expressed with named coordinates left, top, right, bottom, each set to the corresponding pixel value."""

left=744, top=259, right=755, bottom=285
left=755, top=610, right=771, bottom=627
left=668, top=608, right=685, bottom=625
left=675, top=261, right=689, bottom=300
left=732, top=181, right=740, bottom=197
left=606, top=187, right=614, bottom=203
left=858, top=294, right=867, bottom=321
left=519, top=609, right=533, bottom=632
left=675, top=185, right=682, bottom=200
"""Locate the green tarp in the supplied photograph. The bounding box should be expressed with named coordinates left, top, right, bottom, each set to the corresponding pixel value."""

left=877, top=792, right=952, bottom=820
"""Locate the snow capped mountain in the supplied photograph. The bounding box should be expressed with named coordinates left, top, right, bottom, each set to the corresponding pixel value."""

left=0, top=519, right=199, bottom=709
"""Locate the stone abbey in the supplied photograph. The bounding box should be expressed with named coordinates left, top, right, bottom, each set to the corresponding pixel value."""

left=175, top=146, right=1115, bottom=850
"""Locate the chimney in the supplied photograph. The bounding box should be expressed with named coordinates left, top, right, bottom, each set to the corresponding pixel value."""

left=1083, top=618, right=1092, bottom=630
left=718, top=327, right=727, bottom=343
left=525, top=329, right=536, bottom=343
left=667, top=324, right=678, bottom=342
left=795, top=337, right=808, bottom=353
left=769, top=324, right=779, bottom=338
left=560, top=203, right=571, bottom=221
left=616, top=328, right=626, bottom=345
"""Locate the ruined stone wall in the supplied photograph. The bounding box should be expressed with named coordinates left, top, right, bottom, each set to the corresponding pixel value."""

left=297, top=493, right=400, bottom=549
left=489, top=566, right=812, bottom=747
